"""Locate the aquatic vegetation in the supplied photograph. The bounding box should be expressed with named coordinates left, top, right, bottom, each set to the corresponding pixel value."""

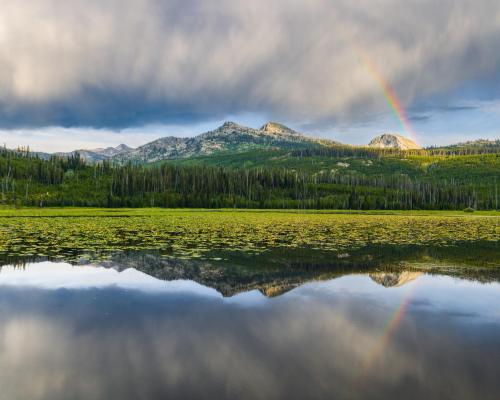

left=0, top=209, right=498, bottom=263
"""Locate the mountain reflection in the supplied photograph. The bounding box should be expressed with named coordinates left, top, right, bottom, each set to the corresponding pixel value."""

left=369, top=271, right=423, bottom=287
left=2, top=241, right=500, bottom=298
left=0, top=274, right=499, bottom=400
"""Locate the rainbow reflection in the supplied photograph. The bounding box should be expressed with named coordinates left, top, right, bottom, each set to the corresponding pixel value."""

left=362, top=280, right=419, bottom=373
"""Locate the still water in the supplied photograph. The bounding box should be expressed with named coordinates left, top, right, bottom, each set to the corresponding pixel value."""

left=0, top=255, right=499, bottom=400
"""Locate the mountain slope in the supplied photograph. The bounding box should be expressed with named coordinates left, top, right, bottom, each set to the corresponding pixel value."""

left=368, top=133, right=421, bottom=150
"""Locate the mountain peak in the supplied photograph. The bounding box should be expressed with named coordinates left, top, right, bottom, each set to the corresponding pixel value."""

left=368, top=133, right=421, bottom=150
left=220, top=121, right=241, bottom=129
left=260, top=121, right=300, bottom=136
left=115, top=144, right=132, bottom=151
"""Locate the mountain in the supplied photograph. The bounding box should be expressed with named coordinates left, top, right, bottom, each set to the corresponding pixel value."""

left=55, top=144, right=133, bottom=162
left=113, top=121, right=337, bottom=163
left=368, top=133, right=421, bottom=150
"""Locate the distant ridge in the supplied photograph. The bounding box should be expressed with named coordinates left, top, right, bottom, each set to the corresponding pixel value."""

left=55, top=143, right=133, bottom=162
left=439, top=138, right=500, bottom=148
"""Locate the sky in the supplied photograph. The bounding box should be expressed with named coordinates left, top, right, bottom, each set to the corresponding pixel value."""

left=1, top=0, right=500, bottom=152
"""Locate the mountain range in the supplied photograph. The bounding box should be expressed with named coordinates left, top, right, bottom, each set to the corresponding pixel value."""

left=4, top=121, right=498, bottom=210
left=46, top=121, right=424, bottom=163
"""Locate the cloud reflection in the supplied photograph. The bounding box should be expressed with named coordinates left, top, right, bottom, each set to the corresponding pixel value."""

left=0, top=267, right=498, bottom=399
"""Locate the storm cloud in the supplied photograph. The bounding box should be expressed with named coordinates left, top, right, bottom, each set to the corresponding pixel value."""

left=1, top=0, right=500, bottom=128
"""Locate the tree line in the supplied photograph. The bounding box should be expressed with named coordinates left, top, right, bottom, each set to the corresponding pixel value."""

left=291, top=141, right=500, bottom=159
left=0, top=148, right=498, bottom=210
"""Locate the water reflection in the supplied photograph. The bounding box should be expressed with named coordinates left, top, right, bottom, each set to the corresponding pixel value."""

left=0, top=262, right=221, bottom=296
left=7, top=242, right=500, bottom=297
left=0, top=262, right=499, bottom=399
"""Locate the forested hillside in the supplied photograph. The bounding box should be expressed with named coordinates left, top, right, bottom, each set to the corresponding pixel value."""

left=0, top=146, right=498, bottom=210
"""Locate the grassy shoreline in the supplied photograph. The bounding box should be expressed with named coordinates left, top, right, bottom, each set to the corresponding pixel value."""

left=0, top=207, right=499, bottom=217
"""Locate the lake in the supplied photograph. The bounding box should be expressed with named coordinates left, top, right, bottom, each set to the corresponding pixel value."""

left=0, top=246, right=499, bottom=400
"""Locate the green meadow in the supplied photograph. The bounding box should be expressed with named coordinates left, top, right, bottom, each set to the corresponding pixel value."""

left=1, top=208, right=498, bottom=263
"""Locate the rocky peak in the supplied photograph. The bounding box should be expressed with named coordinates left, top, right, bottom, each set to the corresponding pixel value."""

left=220, top=121, right=241, bottom=130
left=260, top=121, right=300, bottom=136
left=368, top=133, right=421, bottom=150
left=206, top=121, right=246, bottom=136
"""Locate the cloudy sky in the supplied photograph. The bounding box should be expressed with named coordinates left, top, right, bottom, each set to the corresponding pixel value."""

left=1, top=0, right=500, bottom=151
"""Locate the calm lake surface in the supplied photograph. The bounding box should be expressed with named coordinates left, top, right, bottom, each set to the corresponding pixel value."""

left=0, top=249, right=499, bottom=400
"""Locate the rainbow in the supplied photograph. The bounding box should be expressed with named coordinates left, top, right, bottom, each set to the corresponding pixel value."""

left=362, top=282, right=418, bottom=373
left=359, top=53, right=420, bottom=146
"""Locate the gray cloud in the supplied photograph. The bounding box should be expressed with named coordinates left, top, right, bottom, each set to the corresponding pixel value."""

left=1, top=0, right=500, bottom=128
